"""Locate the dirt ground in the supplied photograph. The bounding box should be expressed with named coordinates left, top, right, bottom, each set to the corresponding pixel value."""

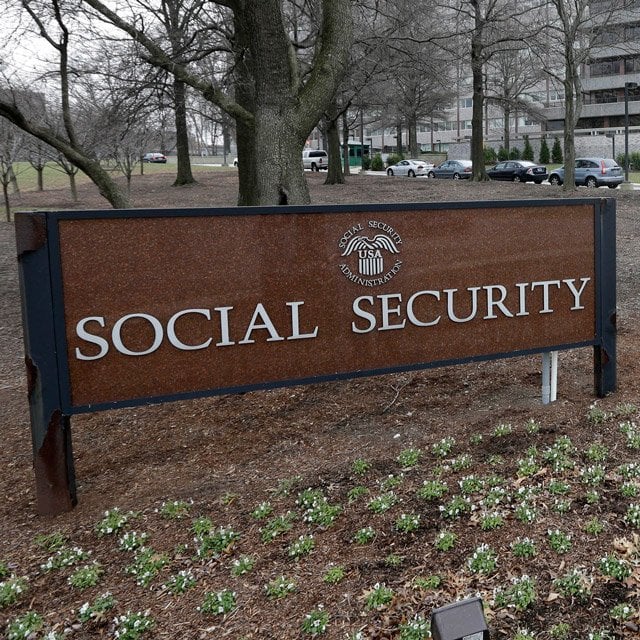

left=1, top=171, right=640, bottom=639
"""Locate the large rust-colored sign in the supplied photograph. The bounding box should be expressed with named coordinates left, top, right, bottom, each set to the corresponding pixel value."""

left=16, top=199, right=616, bottom=513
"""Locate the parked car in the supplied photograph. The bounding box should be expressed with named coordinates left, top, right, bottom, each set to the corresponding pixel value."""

left=427, top=159, right=473, bottom=179
left=386, top=159, right=433, bottom=177
left=302, top=149, right=328, bottom=171
left=142, top=152, right=167, bottom=163
left=487, top=160, right=548, bottom=184
left=548, top=158, right=623, bottom=188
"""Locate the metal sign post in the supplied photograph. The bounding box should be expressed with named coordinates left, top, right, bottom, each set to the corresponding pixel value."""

left=16, top=213, right=77, bottom=514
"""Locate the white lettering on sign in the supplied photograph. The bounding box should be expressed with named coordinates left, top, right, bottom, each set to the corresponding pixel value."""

left=337, top=223, right=364, bottom=249
left=167, top=309, right=212, bottom=350
left=73, top=278, right=591, bottom=360
left=75, top=317, right=109, bottom=361
left=351, top=277, right=591, bottom=334
left=113, top=313, right=163, bottom=356
left=74, top=301, right=319, bottom=360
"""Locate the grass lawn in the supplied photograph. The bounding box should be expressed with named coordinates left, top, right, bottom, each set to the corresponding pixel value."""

left=8, top=160, right=640, bottom=196
left=9, top=160, right=235, bottom=193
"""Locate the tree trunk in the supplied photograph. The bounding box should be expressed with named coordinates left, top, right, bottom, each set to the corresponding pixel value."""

left=408, top=118, right=419, bottom=158
left=232, top=7, right=259, bottom=206
left=396, top=123, right=403, bottom=156
left=503, top=106, right=511, bottom=152
left=470, top=25, right=488, bottom=181
left=234, top=0, right=351, bottom=205
left=341, top=111, right=351, bottom=176
left=325, top=113, right=345, bottom=185
left=244, top=2, right=311, bottom=204
left=9, top=166, right=19, bottom=194
left=563, top=79, right=576, bottom=190
left=173, top=78, right=196, bottom=186
left=69, top=173, right=78, bottom=202
left=562, top=52, right=581, bottom=191
left=253, top=109, right=310, bottom=205
left=3, top=182, right=10, bottom=222
left=37, top=166, right=44, bottom=191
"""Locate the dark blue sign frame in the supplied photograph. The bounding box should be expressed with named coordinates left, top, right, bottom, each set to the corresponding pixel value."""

left=16, top=198, right=616, bottom=514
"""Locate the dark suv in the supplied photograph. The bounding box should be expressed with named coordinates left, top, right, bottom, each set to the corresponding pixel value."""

left=548, top=158, right=623, bottom=188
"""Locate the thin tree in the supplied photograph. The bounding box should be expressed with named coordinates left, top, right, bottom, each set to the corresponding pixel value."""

left=0, top=0, right=130, bottom=208
left=25, top=138, right=56, bottom=192
left=0, top=122, right=24, bottom=220
left=485, top=47, right=546, bottom=152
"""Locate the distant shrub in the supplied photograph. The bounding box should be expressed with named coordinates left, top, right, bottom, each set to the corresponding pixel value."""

left=522, top=135, right=534, bottom=161
left=539, top=138, right=550, bottom=164
left=497, top=146, right=509, bottom=161
left=617, top=151, right=640, bottom=170
left=509, top=147, right=522, bottom=160
left=371, top=154, right=384, bottom=171
left=361, top=154, right=371, bottom=170
left=484, top=147, right=498, bottom=165
left=386, top=153, right=403, bottom=167
left=551, top=137, right=563, bottom=164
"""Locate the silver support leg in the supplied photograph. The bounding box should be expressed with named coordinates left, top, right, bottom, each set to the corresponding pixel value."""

left=542, top=353, right=551, bottom=405
left=542, top=351, right=559, bottom=405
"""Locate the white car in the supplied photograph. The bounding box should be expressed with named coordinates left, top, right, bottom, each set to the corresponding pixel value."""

left=302, top=149, right=328, bottom=171
left=386, top=159, right=433, bottom=177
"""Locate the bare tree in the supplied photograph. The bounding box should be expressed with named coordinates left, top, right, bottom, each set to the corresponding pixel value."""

left=353, top=0, right=454, bottom=160
left=0, top=0, right=130, bottom=208
left=0, top=121, right=24, bottom=220
left=49, top=154, right=80, bottom=201
left=486, top=48, right=546, bottom=152
left=0, top=0, right=352, bottom=207
left=429, top=0, right=547, bottom=180
left=25, top=138, right=56, bottom=191
left=79, top=0, right=353, bottom=205
left=538, top=0, right=636, bottom=188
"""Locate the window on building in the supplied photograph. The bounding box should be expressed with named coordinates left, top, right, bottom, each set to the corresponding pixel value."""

left=458, top=97, right=473, bottom=109
left=625, top=23, right=640, bottom=40
left=594, top=26, right=621, bottom=45
left=548, top=90, right=565, bottom=103
left=589, top=59, right=622, bottom=77
left=590, top=90, right=618, bottom=104
left=625, top=56, right=640, bottom=73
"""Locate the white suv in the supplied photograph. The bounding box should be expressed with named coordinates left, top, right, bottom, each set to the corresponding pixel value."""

left=302, top=149, right=328, bottom=171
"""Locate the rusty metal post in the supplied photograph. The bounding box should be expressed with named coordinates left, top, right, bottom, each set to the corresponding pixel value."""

left=15, top=212, right=76, bottom=515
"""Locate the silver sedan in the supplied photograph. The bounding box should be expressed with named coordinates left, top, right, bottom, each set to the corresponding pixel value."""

left=386, top=159, right=433, bottom=177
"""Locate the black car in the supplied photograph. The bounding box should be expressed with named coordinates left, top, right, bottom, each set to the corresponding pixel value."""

left=487, top=160, right=548, bottom=184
